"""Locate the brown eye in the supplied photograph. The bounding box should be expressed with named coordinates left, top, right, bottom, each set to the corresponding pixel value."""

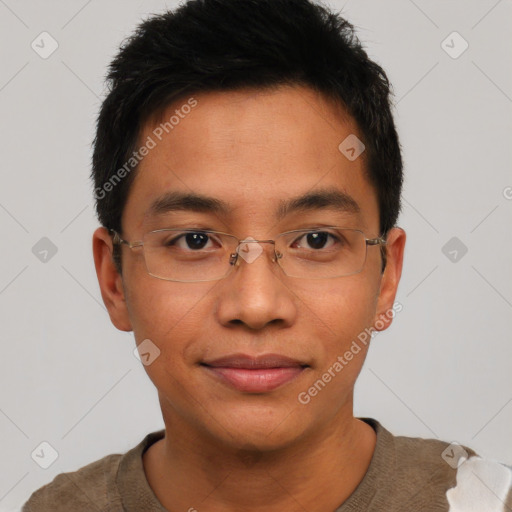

left=165, top=231, right=220, bottom=251
left=293, top=231, right=338, bottom=251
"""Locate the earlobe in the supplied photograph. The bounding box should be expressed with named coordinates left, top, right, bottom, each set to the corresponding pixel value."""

left=373, top=227, right=406, bottom=332
left=92, top=227, right=133, bottom=332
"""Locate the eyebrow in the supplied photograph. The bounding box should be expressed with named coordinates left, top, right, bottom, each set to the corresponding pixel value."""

left=147, top=191, right=231, bottom=218
left=276, top=188, right=360, bottom=220
left=146, top=188, right=360, bottom=220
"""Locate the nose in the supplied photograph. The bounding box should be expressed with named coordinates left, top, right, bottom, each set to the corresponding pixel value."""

left=215, top=239, right=297, bottom=331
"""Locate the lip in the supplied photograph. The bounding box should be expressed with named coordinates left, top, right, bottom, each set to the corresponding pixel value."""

left=201, top=353, right=309, bottom=393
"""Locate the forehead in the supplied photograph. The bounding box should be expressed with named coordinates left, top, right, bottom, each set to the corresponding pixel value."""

left=122, top=85, right=379, bottom=233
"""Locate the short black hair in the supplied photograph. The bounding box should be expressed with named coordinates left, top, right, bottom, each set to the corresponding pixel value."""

left=91, top=0, right=403, bottom=271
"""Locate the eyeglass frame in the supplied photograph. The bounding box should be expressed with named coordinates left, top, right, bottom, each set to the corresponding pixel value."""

left=108, top=226, right=387, bottom=282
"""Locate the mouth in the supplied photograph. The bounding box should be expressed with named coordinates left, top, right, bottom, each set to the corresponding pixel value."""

left=201, top=353, right=309, bottom=393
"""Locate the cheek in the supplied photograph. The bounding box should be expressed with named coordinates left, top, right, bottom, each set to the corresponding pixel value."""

left=292, top=274, right=379, bottom=345
left=290, top=278, right=379, bottom=423
left=124, top=273, right=216, bottom=349
left=124, top=279, right=217, bottom=392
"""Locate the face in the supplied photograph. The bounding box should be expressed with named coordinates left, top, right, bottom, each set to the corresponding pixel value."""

left=93, top=85, right=405, bottom=452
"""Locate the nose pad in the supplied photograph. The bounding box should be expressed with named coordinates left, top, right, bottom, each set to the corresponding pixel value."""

left=274, top=251, right=283, bottom=263
left=237, top=238, right=264, bottom=264
left=229, top=241, right=281, bottom=267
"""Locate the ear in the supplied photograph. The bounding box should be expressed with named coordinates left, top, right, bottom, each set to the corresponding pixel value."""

left=92, top=227, right=133, bottom=332
left=373, top=227, right=406, bottom=332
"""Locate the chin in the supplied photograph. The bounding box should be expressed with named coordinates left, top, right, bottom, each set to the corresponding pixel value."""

left=201, top=405, right=312, bottom=453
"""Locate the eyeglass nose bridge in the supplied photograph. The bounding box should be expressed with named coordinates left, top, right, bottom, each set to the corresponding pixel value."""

left=229, top=238, right=283, bottom=267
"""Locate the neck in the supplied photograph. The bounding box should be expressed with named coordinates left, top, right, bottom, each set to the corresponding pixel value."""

left=143, top=409, right=377, bottom=512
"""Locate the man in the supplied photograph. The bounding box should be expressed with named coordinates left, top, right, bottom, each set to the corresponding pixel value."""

left=23, top=0, right=512, bottom=510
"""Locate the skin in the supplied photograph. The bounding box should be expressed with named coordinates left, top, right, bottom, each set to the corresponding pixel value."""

left=93, top=84, right=406, bottom=512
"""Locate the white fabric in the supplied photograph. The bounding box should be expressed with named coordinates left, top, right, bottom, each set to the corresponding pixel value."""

left=447, top=456, right=512, bottom=511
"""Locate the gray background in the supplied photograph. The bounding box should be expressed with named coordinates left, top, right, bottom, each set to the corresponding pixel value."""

left=1, top=0, right=511, bottom=509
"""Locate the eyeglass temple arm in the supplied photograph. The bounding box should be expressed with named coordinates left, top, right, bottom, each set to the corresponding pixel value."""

left=109, top=229, right=122, bottom=244
left=109, top=229, right=143, bottom=249
left=365, top=236, right=387, bottom=272
left=366, top=237, right=386, bottom=246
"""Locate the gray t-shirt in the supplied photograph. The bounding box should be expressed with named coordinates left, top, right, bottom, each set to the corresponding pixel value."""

left=22, top=417, right=512, bottom=511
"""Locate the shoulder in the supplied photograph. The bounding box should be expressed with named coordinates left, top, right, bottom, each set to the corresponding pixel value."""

left=445, top=455, right=512, bottom=510
left=388, top=424, right=512, bottom=510
left=22, top=452, right=124, bottom=512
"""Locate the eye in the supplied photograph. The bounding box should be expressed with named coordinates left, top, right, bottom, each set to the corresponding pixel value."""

left=165, top=231, right=219, bottom=251
left=292, top=231, right=340, bottom=251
